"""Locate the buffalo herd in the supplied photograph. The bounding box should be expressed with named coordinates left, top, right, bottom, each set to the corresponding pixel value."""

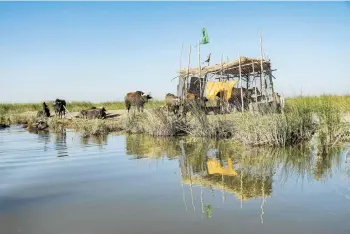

left=36, top=87, right=282, bottom=120
left=37, top=99, right=107, bottom=120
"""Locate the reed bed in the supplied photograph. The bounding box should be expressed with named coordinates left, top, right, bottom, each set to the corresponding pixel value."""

left=1, top=95, right=350, bottom=147
left=285, top=95, right=350, bottom=113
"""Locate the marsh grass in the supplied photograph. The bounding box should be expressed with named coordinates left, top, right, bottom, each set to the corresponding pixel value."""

left=70, top=118, right=123, bottom=137
left=1, top=95, right=350, bottom=147
left=0, top=113, right=37, bottom=126
left=286, top=95, right=350, bottom=113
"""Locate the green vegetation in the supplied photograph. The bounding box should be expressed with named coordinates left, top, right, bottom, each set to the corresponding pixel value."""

left=1, top=95, right=350, bottom=147
left=285, top=95, right=350, bottom=112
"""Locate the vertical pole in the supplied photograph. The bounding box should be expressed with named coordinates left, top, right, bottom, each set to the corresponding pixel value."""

left=215, top=54, right=224, bottom=110
left=220, top=54, right=223, bottom=82
left=186, top=45, right=192, bottom=100
left=179, top=140, right=188, bottom=211
left=179, top=42, right=184, bottom=99
left=198, top=40, right=202, bottom=99
left=239, top=54, right=244, bottom=112
left=180, top=42, right=184, bottom=72
left=252, top=62, right=257, bottom=103
left=268, top=60, right=276, bottom=101
left=259, top=30, right=266, bottom=103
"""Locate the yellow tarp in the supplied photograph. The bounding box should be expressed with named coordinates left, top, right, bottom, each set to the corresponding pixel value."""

left=205, top=80, right=239, bottom=101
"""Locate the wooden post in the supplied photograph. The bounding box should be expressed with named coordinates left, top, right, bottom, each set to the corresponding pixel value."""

left=246, top=76, right=249, bottom=90
left=180, top=42, right=183, bottom=72
left=198, top=40, right=202, bottom=99
left=268, top=60, right=276, bottom=101
left=179, top=140, right=188, bottom=211
left=245, top=75, right=249, bottom=107
left=179, top=42, right=184, bottom=99
left=238, top=54, right=244, bottom=112
left=252, top=62, right=257, bottom=103
left=220, top=54, right=223, bottom=82
left=259, top=30, right=266, bottom=103
left=220, top=54, right=224, bottom=108
left=186, top=45, right=192, bottom=100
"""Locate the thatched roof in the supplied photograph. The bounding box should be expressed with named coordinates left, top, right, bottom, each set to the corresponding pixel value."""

left=179, top=56, right=271, bottom=78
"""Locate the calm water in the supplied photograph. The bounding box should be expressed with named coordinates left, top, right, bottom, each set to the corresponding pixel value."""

left=0, top=126, right=350, bottom=234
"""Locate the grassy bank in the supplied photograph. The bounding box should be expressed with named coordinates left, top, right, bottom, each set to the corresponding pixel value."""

left=1, top=95, right=350, bottom=148
left=285, top=95, right=350, bottom=112
left=0, top=100, right=165, bottom=115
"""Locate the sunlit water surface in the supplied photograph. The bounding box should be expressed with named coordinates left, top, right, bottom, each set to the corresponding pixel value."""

left=0, top=126, right=350, bottom=234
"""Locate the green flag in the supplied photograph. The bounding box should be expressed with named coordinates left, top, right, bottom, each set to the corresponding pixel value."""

left=200, top=28, right=209, bottom=45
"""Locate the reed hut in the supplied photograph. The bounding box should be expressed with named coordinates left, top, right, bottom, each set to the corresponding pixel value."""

left=176, top=32, right=282, bottom=113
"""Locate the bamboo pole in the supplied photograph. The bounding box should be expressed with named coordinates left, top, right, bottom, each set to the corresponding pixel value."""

left=220, top=54, right=223, bottom=82
left=252, top=62, right=258, bottom=103
left=186, top=45, right=192, bottom=100
left=180, top=42, right=184, bottom=70
left=240, top=168, right=243, bottom=208
left=221, top=172, right=226, bottom=203
left=179, top=42, right=184, bottom=99
left=200, top=160, right=204, bottom=218
left=259, top=31, right=266, bottom=103
left=198, top=40, right=202, bottom=99
left=238, top=54, right=244, bottom=112
left=260, top=168, right=266, bottom=224
left=179, top=140, right=188, bottom=211
left=268, top=59, right=276, bottom=102
left=63, top=105, right=74, bottom=119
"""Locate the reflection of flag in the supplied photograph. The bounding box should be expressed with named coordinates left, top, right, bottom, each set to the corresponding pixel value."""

left=200, top=28, right=209, bottom=45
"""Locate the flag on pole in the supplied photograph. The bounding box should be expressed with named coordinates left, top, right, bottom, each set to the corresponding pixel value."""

left=200, top=28, right=209, bottom=45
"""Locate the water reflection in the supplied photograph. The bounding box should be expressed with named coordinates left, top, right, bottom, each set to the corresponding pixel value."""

left=33, top=131, right=51, bottom=152
left=80, top=134, right=108, bottom=150
left=1, top=128, right=349, bottom=234
left=125, top=134, right=346, bottom=220
left=54, top=132, right=68, bottom=158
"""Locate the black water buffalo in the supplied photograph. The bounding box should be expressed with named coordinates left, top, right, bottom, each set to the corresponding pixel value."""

left=165, top=93, right=181, bottom=115
left=125, top=91, right=152, bottom=113
left=37, top=102, right=51, bottom=118
left=54, top=99, right=66, bottom=118
left=80, top=107, right=107, bottom=119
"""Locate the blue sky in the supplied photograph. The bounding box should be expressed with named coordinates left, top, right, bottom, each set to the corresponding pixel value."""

left=1, top=2, right=349, bottom=103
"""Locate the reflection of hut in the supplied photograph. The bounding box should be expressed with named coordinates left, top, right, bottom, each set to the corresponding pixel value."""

left=182, top=161, right=273, bottom=201
left=207, top=158, right=238, bottom=176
